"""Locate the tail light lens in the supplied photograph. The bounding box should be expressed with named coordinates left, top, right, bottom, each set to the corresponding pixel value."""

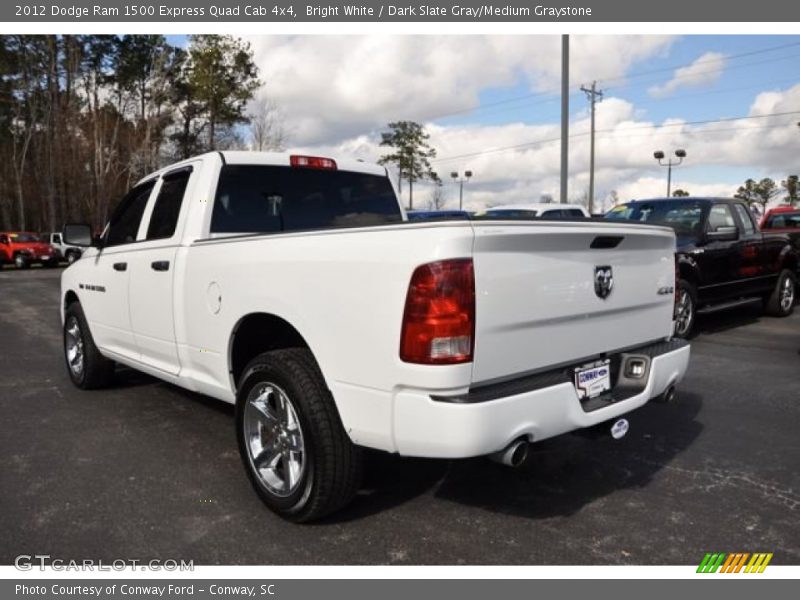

left=400, top=258, right=475, bottom=364
left=290, top=155, right=337, bottom=170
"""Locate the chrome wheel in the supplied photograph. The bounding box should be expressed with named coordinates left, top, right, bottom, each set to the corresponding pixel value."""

left=67, top=253, right=77, bottom=265
left=244, top=382, right=306, bottom=497
left=675, top=288, right=693, bottom=337
left=779, top=276, right=795, bottom=312
left=65, top=316, right=85, bottom=378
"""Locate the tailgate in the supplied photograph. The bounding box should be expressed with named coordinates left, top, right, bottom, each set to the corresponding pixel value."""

left=471, top=220, right=676, bottom=384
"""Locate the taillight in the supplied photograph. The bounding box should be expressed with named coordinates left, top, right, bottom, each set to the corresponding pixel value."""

left=290, top=155, right=337, bottom=170
left=400, top=258, right=475, bottom=365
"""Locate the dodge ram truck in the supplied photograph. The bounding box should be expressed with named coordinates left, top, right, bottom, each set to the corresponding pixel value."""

left=61, top=151, right=690, bottom=521
left=606, top=197, right=797, bottom=337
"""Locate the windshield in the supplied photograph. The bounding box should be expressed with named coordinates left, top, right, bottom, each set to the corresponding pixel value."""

left=605, top=201, right=705, bottom=238
left=9, top=233, right=41, bottom=243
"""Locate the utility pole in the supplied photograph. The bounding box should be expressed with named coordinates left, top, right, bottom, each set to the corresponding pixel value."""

left=560, top=34, right=569, bottom=204
left=580, top=81, right=603, bottom=215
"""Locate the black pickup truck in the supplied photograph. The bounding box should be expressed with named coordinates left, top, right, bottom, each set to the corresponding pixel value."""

left=606, top=197, right=797, bottom=337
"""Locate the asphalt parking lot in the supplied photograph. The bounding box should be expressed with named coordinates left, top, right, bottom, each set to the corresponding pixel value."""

left=1, top=267, right=798, bottom=565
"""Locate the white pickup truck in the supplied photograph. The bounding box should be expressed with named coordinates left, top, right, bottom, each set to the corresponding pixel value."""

left=61, top=151, right=690, bottom=521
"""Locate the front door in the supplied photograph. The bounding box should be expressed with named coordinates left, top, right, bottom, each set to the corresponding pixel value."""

left=698, top=202, right=741, bottom=304
left=81, top=180, right=157, bottom=361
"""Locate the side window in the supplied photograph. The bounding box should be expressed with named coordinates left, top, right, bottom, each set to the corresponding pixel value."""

left=563, top=209, right=586, bottom=217
left=52, top=233, right=62, bottom=244
left=707, top=204, right=736, bottom=232
left=146, top=169, right=192, bottom=241
left=0, top=235, right=8, bottom=244
left=106, top=181, right=156, bottom=247
left=733, top=204, right=755, bottom=235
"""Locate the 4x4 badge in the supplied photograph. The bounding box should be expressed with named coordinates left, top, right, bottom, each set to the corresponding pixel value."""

left=594, top=266, right=613, bottom=299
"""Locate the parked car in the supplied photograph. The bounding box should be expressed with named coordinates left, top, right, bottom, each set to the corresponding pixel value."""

left=759, top=206, right=800, bottom=252
left=46, top=231, right=84, bottom=264
left=0, top=232, right=59, bottom=269
left=606, top=198, right=797, bottom=337
left=61, top=151, right=689, bottom=521
left=476, top=203, right=591, bottom=219
left=406, top=210, right=470, bottom=220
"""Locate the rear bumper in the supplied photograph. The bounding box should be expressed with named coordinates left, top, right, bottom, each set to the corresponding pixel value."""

left=392, top=339, right=690, bottom=458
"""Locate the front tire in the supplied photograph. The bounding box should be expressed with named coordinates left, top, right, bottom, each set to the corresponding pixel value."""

left=14, top=254, right=29, bottom=269
left=66, top=251, right=80, bottom=265
left=765, top=269, right=796, bottom=317
left=63, top=302, right=115, bottom=389
left=674, top=279, right=697, bottom=339
left=236, top=348, right=363, bottom=522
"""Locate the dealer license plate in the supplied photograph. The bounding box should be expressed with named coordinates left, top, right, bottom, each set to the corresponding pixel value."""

left=574, top=359, right=611, bottom=400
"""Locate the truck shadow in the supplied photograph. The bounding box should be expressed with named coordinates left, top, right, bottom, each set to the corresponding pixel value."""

left=692, top=304, right=763, bottom=336
left=332, top=391, right=703, bottom=522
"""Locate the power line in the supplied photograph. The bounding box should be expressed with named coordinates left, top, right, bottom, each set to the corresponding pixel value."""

left=420, top=40, right=800, bottom=124
left=431, top=110, right=800, bottom=164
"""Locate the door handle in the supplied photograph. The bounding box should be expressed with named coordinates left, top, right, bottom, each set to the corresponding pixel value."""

left=113, top=262, right=127, bottom=271
left=151, top=260, right=170, bottom=271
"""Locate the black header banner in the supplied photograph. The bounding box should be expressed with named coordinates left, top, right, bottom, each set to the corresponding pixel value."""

left=2, top=0, right=798, bottom=22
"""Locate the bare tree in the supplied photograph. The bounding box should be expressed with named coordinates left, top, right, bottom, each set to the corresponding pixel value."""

left=248, top=98, right=288, bottom=151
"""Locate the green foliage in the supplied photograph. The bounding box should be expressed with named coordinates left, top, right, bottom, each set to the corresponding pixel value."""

left=378, top=121, right=440, bottom=208
left=782, top=175, right=798, bottom=205
left=170, top=35, right=261, bottom=157
left=735, top=178, right=780, bottom=210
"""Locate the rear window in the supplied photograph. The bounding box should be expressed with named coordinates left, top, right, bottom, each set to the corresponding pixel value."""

left=765, top=212, right=800, bottom=229
left=210, top=165, right=402, bottom=234
left=606, top=201, right=705, bottom=237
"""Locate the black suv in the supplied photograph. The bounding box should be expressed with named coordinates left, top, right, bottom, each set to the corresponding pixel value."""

left=606, top=197, right=797, bottom=337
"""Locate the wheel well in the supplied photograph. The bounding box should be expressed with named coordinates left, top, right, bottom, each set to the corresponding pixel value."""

left=678, top=261, right=698, bottom=287
left=780, top=252, right=798, bottom=275
left=230, top=313, right=310, bottom=387
left=64, top=291, right=79, bottom=311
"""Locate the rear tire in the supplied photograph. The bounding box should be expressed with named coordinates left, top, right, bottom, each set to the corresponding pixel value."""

left=14, top=254, right=29, bottom=269
left=765, top=269, right=796, bottom=317
left=236, top=348, right=363, bottom=522
left=66, top=251, right=80, bottom=265
left=63, top=301, right=115, bottom=389
left=674, top=279, right=697, bottom=339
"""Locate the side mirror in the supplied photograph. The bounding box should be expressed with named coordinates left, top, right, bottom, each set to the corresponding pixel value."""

left=706, top=226, right=739, bottom=242
left=63, top=224, right=97, bottom=247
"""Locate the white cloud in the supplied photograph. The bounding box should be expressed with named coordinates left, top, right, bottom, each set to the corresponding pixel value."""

left=290, top=83, right=800, bottom=212
left=246, top=35, right=675, bottom=145
left=648, top=51, right=726, bottom=98
left=239, top=36, right=799, bottom=212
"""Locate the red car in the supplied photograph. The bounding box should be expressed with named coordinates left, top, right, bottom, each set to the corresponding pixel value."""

left=761, top=206, right=800, bottom=251
left=0, top=232, right=59, bottom=269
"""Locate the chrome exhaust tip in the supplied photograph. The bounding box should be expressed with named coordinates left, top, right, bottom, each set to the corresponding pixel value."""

left=489, top=439, right=529, bottom=467
left=656, top=384, right=677, bottom=403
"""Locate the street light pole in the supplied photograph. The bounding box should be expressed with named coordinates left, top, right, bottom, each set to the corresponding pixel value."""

left=450, top=170, right=473, bottom=210
left=654, top=149, right=687, bottom=197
